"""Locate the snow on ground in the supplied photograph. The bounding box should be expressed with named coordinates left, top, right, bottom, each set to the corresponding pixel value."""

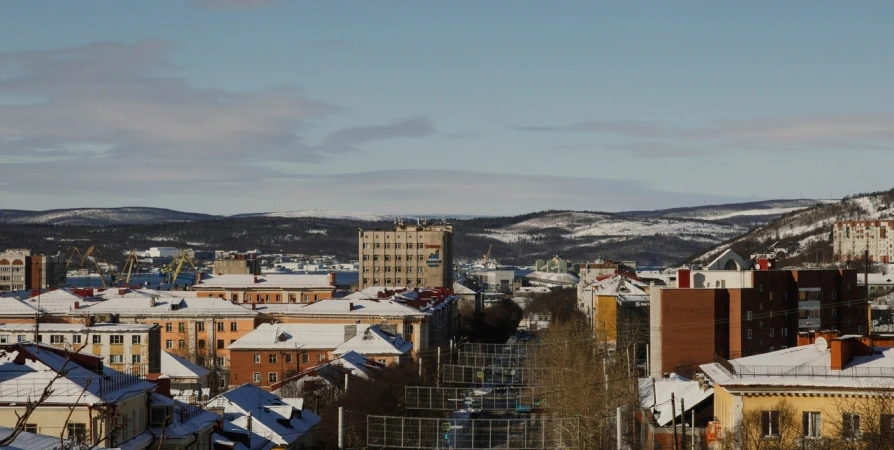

left=696, top=206, right=810, bottom=221
left=247, top=210, right=394, bottom=221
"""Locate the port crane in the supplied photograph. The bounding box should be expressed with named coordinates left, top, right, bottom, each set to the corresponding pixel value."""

left=120, top=250, right=140, bottom=286
left=65, top=245, right=113, bottom=289
left=161, top=251, right=197, bottom=286
left=482, top=244, right=493, bottom=267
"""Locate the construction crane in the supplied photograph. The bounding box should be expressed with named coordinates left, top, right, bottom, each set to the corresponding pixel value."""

left=64, top=246, right=83, bottom=273
left=75, top=245, right=113, bottom=289
left=120, top=250, right=140, bottom=286
left=161, top=251, right=197, bottom=286
left=482, top=244, right=493, bottom=267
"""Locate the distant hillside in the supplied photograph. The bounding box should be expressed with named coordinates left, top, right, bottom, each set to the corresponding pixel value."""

left=688, top=189, right=894, bottom=266
left=0, top=207, right=217, bottom=226
left=0, top=199, right=820, bottom=267
left=622, top=199, right=826, bottom=228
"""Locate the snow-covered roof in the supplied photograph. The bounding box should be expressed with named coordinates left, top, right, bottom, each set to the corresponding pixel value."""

left=453, top=282, right=477, bottom=295
left=197, top=274, right=332, bottom=289
left=0, top=322, right=156, bottom=333
left=592, top=274, right=649, bottom=298
left=0, top=296, right=38, bottom=317
left=148, top=395, right=219, bottom=441
left=91, top=288, right=198, bottom=300
left=161, top=351, right=210, bottom=379
left=206, top=384, right=320, bottom=450
left=73, top=296, right=257, bottom=317
left=228, top=322, right=370, bottom=350
left=0, top=344, right=155, bottom=405
left=524, top=271, right=579, bottom=285
left=274, top=298, right=426, bottom=318
left=20, top=289, right=97, bottom=313
left=0, top=426, right=70, bottom=450
left=701, top=345, right=894, bottom=390
left=333, top=326, right=412, bottom=356
left=639, top=375, right=713, bottom=427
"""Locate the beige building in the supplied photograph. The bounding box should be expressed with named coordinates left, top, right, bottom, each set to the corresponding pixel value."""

left=0, top=322, right=161, bottom=374
left=358, top=223, right=454, bottom=289
left=0, top=249, right=28, bottom=291
left=835, top=220, right=894, bottom=263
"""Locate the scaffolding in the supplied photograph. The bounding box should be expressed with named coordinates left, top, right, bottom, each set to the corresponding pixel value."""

left=456, top=351, right=526, bottom=367
left=367, top=415, right=579, bottom=449
left=441, top=364, right=549, bottom=386
left=405, top=386, right=549, bottom=411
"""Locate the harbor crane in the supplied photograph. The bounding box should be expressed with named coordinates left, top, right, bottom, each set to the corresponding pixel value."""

left=161, top=251, right=197, bottom=286
left=120, top=250, right=140, bottom=286
left=65, top=245, right=113, bottom=289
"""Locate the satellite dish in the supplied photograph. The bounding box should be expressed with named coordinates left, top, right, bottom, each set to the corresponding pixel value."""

left=815, top=337, right=828, bottom=351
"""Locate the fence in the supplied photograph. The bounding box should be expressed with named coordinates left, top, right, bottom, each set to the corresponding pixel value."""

left=441, top=365, right=549, bottom=386
left=457, top=342, right=539, bottom=356
left=405, top=386, right=548, bottom=411
left=456, top=351, right=527, bottom=367
left=367, top=415, right=579, bottom=449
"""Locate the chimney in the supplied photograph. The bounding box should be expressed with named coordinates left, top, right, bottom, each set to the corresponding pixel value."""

left=73, top=301, right=79, bottom=310
left=328, top=272, right=337, bottom=287
left=150, top=297, right=157, bottom=307
left=254, top=276, right=258, bottom=284
left=84, top=314, right=94, bottom=327
left=348, top=302, right=354, bottom=311
left=251, top=303, right=256, bottom=311
left=830, top=336, right=873, bottom=370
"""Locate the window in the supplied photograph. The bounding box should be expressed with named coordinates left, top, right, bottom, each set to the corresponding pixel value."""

left=747, top=329, right=753, bottom=340
left=769, top=292, right=774, bottom=301
left=178, top=340, right=185, bottom=348
left=363, top=278, right=369, bottom=284
left=362, top=243, right=369, bottom=249
left=799, top=290, right=822, bottom=301
left=230, top=322, right=237, bottom=331
left=197, top=322, right=205, bottom=332
left=781, top=328, right=788, bottom=337
left=24, top=424, right=37, bottom=433
left=217, top=356, right=226, bottom=366
left=217, top=322, right=224, bottom=332
left=109, top=354, right=124, bottom=364
left=746, top=311, right=753, bottom=321
left=384, top=255, right=391, bottom=261
left=881, top=414, right=894, bottom=436
left=302, top=354, right=309, bottom=364
left=386, top=278, right=392, bottom=285
left=93, top=335, right=102, bottom=344
left=254, top=353, right=261, bottom=363
left=72, top=335, right=82, bottom=344
left=396, top=243, right=402, bottom=249
left=404, top=324, right=413, bottom=336
left=165, top=323, right=172, bottom=332
left=198, top=339, right=206, bottom=349
left=253, top=372, right=261, bottom=383
left=375, top=243, right=381, bottom=249
left=67, top=423, right=87, bottom=442
left=166, top=340, right=173, bottom=349
left=50, top=335, right=64, bottom=344
left=843, top=413, right=861, bottom=440
left=769, top=328, right=775, bottom=337
left=269, top=353, right=277, bottom=363
left=285, top=354, right=293, bottom=363
left=218, top=375, right=226, bottom=388
left=17, top=335, right=26, bottom=343
left=385, top=266, right=392, bottom=272
left=268, top=372, right=278, bottom=383
left=768, top=346, right=774, bottom=351
left=803, top=412, right=822, bottom=438
left=373, top=255, right=380, bottom=261
left=217, top=339, right=224, bottom=349
left=317, top=354, right=325, bottom=362
left=761, top=410, right=780, bottom=437
left=129, top=335, right=140, bottom=345
left=132, top=355, right=141, bottom=364
left=0, top=335, right=8, bottom=344
left=831, top=291, right=837, bottom=300
left=385, top=243, right=392, bottom=249
left=363, top=255, right=370, bottom=260
left=111, top=335, right=124, bottom=344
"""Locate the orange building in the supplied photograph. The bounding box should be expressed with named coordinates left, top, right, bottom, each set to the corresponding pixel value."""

left=193, top=273, right=336, bottom=304
left=70, top=295, right=258, bottom=390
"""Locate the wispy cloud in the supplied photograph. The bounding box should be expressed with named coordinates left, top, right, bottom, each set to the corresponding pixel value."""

left=518, top=114, right=894, bottom=156
left=314, top=116, right=434, bottom=153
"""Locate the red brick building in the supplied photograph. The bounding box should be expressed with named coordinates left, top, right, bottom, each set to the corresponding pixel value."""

left=650, top=268, right=868, bottom=377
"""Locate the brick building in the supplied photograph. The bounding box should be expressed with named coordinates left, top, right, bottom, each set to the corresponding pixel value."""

left=193, top=273, right=336, bottom=304
left=650, top=268, right=868, bottom=377
left=358, top=222, right=454, bottom=289
left=0, top=249, right=66, bottom=292
left=834, top=220, right=894, bottom=263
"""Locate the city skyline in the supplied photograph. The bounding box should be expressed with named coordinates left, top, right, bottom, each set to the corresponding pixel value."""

left=3, top=1, right=894, bottom=214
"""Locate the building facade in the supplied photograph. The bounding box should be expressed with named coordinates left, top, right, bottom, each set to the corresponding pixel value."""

left=358, top=223, right=454, bottom=289
left=650, top=268, right=868, bottom=377
left=0, top=249, right=28, bottom=292
left=194, top=273, right=335, bottom=304
left=834, top=220, right=894, bottom=263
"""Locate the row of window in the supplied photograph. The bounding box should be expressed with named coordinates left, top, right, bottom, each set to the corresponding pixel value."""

left=746, top=328, right=789, bottom=339
left=364, top=254, right=427, bottom=261
left=762, top=411, right=875, bottom=439
left=163, top=321, right=239, bottom=332
left=363, top=278, right=424, bottom=285
left=362, top=242, right=428, bottom=249
left=0, top=334, right=141, bottom=344
left=364, top=266, right=425, bottom=273
left=168, top=338, right=236, bottom=350
left=0, top=267, right=24, bottom=272
left=108, top=354, right=142, bottom=364
left=253, top=352, right=324, bottom=364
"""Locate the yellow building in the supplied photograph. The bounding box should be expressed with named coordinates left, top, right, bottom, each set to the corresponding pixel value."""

left=701, top=335, right=894, bottom=447
left=577, top=274, right=649, bottom=345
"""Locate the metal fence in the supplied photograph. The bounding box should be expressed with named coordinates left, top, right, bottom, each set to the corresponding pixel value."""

left=441, top=365, right=549, bottom=386
left=367, top=415, right=579, bottom=449
left=405, top=386, right=549, bottom=411
left=727, top=363, right=894, bottom=379
left=456, top=351, right=526, bottom=367
left=457, top=342, right=540, bottom=356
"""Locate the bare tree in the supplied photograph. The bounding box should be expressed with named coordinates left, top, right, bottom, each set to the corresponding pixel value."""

left=823, top=393, right=894, bottom=450
left=718, top=400, right=802, bottom=450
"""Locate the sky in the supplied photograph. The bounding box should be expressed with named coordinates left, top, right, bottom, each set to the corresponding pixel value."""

left=2, top=1, right=894, bottom=215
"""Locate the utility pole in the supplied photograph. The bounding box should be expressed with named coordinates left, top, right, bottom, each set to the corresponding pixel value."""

left=680, top=398, right=686, bottom=450
left=344, top=373, right=349, bottom=392
left=338, top=407, right=344, bottom=449
left=691, top=409, right=696, bottom=450
left=671, top=393, right=678, bottom=450
left=616, top=406, right=622, bottom=450
left=437, top=346, right=441, bottom=387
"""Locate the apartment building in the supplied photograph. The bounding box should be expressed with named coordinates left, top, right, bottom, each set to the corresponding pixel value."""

left=194, top=273, right=336, bottom=304
left=577, top=274, right=650, bottom=349
left=650, top=268, right=867, bottom=377
left=0, top=249, right=28, bottom=291
left=701, top=333, right=894, bottom=444
left=227, top=323, right=411, bottom=390
left=834, top=220, right=894, bottom=263
left=357, top=222, right=454, bottom=289
left=0, top=322, right=160, bottom=374
left=0, top=249, right=66, bottom=292
left=71, top=295, right=258, bottom=388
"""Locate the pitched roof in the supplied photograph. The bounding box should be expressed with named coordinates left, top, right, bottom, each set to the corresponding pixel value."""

left=0, top=344, right=155, bottom=404
left=638, top=375, right=713, bottom=427
left=0, top=426, right=72, bottom=450
left=228, top=323, right=369, bottom=350
left=206, top=384, right=321, bottom=450
left=284, top=298, right=426, bottom=317
left=73, top=296, right=257, bottom=317
left=333, top=326, right=412, bottom=356
left=90, top=288, right=199, bottom=300
left=161, top=351, right=210, bottom=379
left=0, top=296, right=38, bottom=317
left=21, top=289, right=96, bottom=313
left=197, top=274, right=332, bottom=289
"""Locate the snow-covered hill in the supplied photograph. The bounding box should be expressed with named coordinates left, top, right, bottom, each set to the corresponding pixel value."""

left=233, top=210, right=395, bottom=221
left=0, top=207, right=217, bottom=226
left=622, top=199, right=827, bottom=227
left=691, top=190, right=894, bottom=265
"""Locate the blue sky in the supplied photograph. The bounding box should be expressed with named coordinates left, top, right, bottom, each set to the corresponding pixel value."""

left=2, top=1, right=894, bottom=215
